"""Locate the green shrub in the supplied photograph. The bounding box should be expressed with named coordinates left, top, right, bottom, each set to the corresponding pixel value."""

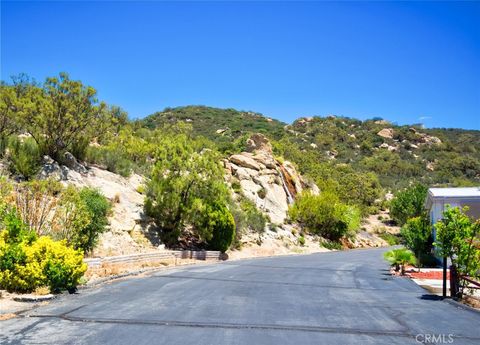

left=298, top=236, right=306, bottom=246
left=400, top=216, right=432, bottom=266
left=85, top=146, right=133, bottom=177
left=231, top=181, right=241, bottom=193
left=204, top=203, right=236, bottom=253
left=288, top=191, right=361, bottom=241
left=320, top=240, right=343, bottom=250
left=240, top=197, right=267, bottom=235
left=0, top=210, right=86, bottom=293
left=384, top=248, right=416, bottom=274
left=69, top=137, right=90, bottom=161
left=390, top=184, right=428, bottom=226
left=378, top=232, right=401, bottom=246
left=0, top=136, right=8, bottom=157
left=32, top=236, right=87, bottom=293
left=51, top=186, right=92, bottom=246
left=7, top=137, right=41, bottom=179
left=228, top=196, right=267, bottom=247
left=435, top=206, right=480, bottom=285
left=145, top=132, right=231, bottom=246
left=12, top=181, right=107, bottom=255
left=77, top=188, right=111, bottom=254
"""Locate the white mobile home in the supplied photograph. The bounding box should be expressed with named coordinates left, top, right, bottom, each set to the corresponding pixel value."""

left=425, top=187, right=480, bottom=237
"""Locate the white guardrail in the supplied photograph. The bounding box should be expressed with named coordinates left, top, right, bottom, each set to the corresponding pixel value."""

left=84, top=250, right=224, bottom=269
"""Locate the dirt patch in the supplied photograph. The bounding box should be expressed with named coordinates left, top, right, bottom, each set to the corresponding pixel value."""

left=228, top=231, right=329, bottom=261
left=0, top=313, right=17, bottom=321
left=462, top=295, right=480, bottom=309
left=1, top=290, right=52, bottom=317
left=85, top=259, right=176, bottom=280
left=361, top=211, right=400, bottom=235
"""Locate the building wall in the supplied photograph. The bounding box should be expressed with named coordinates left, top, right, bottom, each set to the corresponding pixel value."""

left=459, top=201, right=480, bottom=220
left=429, top=198, right=480, bottom=243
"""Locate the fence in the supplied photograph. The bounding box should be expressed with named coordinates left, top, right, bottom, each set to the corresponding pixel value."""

left=84, top=250, right=225, bottom=270
left=449, top=265, right=480, bottom=298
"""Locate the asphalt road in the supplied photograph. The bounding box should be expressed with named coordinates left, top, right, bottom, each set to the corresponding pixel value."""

left=1, top=247, right=479, bottom=345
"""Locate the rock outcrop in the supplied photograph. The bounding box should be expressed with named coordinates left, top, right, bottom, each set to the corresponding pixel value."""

left=377, top=128, right=394, bottom=139
left=225, top=134, right=319, bottom=224
left=379, top=143, right=398, bottom=152
left=417, top=133, right=442, bottom=146
left=38, top=156, right=152, bottom=256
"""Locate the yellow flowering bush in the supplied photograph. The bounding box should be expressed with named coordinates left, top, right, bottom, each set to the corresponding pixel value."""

left=31, top=237, right=87, bottom=293
left=0, top=209, right=87, bottom=293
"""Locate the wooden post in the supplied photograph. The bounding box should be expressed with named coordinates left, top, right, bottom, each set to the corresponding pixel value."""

left=442, top=257, right=447, bottom=298
left=449, top=265, right=457, bottom=298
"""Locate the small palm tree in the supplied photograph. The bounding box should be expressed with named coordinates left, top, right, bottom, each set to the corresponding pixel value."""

left=384, top=248, right=417, bottom=275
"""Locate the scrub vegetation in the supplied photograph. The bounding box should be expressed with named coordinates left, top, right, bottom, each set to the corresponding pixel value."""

left=1, top=72, right=480, bottom=292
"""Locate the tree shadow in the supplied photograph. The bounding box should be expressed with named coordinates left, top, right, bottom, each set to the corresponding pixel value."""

left=419, top=294, right=443, bottom=301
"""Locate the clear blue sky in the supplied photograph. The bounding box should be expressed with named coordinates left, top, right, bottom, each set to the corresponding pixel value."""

left=1, top=1, right=479, bottom=129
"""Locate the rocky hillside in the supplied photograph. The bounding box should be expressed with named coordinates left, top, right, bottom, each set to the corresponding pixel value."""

left=283, top=116, right=480, bottom=189
left=140, top=106, right=286, bottom=148
left=35, top=155, right=157, bottom=256
left=0, top=74, right=449, bottom=260
left=20, top=132, right=392, bottom=258
left=23, top=134, right=338, bottom=257
left=140, top=106, right=480, bottom=191
left=224, top=133, right=318, bottom=224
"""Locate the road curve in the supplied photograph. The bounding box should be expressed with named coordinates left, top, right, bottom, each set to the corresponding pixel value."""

left=1, top=247, right=479, bottom=345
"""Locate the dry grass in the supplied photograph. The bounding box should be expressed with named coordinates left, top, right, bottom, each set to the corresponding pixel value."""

left=112, top=193, right=121, bottom=203
left=463, top=295, right=480, bottom=309
left=0, top=313, right=17, bottom=321
left=34, top=286, right=51, bottom=296
left=85, top=259, right=175, bottom=279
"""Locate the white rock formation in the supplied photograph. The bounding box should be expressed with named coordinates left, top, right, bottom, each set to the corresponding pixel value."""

left=226, top=134, right=319, bottom=224
left=377, top=128, right=394, bottom=139
left=38, top=156, right=151, bottom=255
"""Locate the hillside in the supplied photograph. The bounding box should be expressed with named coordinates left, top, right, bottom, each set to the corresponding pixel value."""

left=1, top=74, right=478, bottom=263
left=139, top=106, right=286, bottom=152
left=283, top=116, right=480, bottom=190
left=141, top=106, right=480, bottom=192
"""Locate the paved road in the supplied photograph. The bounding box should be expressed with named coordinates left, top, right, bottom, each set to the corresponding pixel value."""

left=1, top=248, right=479, bottom=345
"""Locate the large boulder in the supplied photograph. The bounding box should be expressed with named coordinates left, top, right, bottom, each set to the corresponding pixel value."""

left=63, top=152, right=88, bottom=174
left=245, top=133, right=272, bottom=153
left=227, top=134, right=319, bottom=224
left=377, top=128, right=394, bottom=139
left=230, top=154, right=261, bottom=171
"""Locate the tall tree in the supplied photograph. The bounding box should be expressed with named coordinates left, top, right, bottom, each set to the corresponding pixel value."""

left=22, top=72, right=107, bottom=160
left=145, top=129, right=231, bottom=246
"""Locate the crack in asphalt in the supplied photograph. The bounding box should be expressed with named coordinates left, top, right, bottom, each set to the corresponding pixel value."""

left=219, top=263, right=355, bottom=272
left=27, top=314, right=480, bottom=341
left=30, top=314, right=414, bottom=338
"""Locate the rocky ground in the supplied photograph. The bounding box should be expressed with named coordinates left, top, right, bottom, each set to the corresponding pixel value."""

left=351, top=210, right=400, bottom=248
left=38, top=156, right=161, bottom=256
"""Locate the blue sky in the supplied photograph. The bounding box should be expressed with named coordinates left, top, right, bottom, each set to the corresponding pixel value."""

left=1, top=1, right=479, bottom=129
